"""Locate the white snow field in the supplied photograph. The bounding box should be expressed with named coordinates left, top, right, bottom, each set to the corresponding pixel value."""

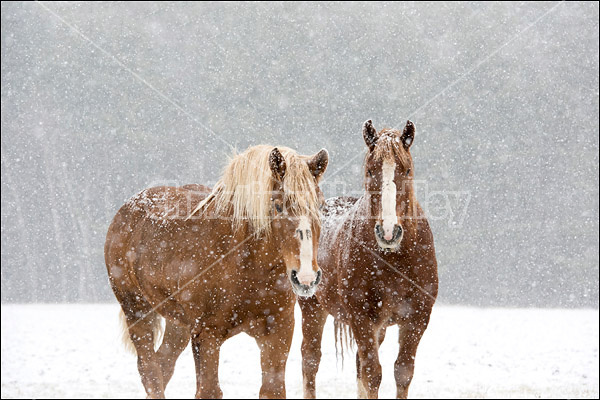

left=1, top=304, right=598, bottom=399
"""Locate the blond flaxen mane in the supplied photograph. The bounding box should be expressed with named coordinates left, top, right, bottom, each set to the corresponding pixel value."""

left=189, top=145, right=321, bottom=236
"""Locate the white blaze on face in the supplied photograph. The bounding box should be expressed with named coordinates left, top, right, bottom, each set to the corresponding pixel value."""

left=381, top=159, right=397, bottom=241
left=296, top=216, right=315, bottom=286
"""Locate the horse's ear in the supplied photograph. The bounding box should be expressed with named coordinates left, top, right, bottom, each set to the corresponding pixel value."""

left=401, top=120, right=415, bottom=149
left=307, top=149, right=329, bottom=181
left=269, top=147, right=287, bottom=181
left=363, top=119, right=378, bottom=151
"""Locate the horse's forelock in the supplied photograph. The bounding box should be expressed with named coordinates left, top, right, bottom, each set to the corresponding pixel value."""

left=370, top=129, right=412, bottom=171
left=280, top=150, right=322, bottom=225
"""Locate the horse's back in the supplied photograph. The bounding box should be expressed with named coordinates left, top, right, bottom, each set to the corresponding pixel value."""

left=319, top=196, right=361, bottom=247
left=321, top=196, right=359, bottom=218
left=181, top=184, right=212, bottom=195
left=105, top=184, right=211, bottom=253
left=315, top=196, right=361, bottom=318
left=124, top=185, right=210, bottom=221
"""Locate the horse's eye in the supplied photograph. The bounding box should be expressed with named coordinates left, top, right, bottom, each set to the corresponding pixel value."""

left=367, top=170, right=373, bottom=178
left=275, top=203, right=283, bottom=213
left=406, top=168, right=411, bottom=176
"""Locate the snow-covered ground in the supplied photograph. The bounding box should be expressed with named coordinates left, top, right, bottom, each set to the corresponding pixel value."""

left=1, top=303, right=598, bottom=398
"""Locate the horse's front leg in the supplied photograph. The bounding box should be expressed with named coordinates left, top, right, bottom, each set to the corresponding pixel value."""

left=299, top=296, right=328, bottom=399
left=395, top=312, right=432, bottom=399
left=191, top=330, right=224, bottom=399
left=351, top=319, right=383, bottom=399
left=251, top=310, right=295, bottom=399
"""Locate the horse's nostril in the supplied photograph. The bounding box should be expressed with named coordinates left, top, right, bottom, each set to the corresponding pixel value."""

left=290, top=270, right=300, bottom=285
left=393, top=224, right=403, bottom=241
left=375, top=224, right=383, bottom=239
left=314, top=270, right=322, bottom=286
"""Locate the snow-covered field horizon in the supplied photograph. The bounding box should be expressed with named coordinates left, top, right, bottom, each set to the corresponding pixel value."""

left=1, top=303, right=598, bottom=398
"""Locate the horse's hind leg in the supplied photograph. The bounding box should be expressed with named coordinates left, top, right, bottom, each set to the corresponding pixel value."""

left=299, top=296, right=328, bottom=399
left=395, top=312, right=432, bottom=399
left=156, top=320, right=190, bottom=390
left=123, top=308, right=165, bottom=398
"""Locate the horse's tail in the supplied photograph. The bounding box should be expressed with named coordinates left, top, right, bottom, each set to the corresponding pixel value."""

left=119, top=309, right=164, bottom=355
left=334, top=319, right=354, bottom=367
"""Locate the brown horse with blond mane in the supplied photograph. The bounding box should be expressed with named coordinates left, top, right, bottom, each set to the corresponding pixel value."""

left=105, top=145, right=328, bottom=398
left=299, top=120, right=438, bottom=399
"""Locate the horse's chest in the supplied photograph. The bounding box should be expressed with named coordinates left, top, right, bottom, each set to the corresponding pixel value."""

left=337, top=270, right=415, bottom=320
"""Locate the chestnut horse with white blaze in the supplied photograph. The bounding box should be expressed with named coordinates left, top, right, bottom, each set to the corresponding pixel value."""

left=105, top=145, right=328, bottom=398
left=299, top=120, right=438, bottom=399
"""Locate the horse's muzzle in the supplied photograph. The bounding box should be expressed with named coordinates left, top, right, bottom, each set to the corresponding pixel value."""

left=290, top=269, right=321, bottom=297
left=375, top=223, right=403, bottom=250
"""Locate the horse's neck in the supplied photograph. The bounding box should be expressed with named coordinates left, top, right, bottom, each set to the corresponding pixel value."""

left=233, top=224, right=285, bottom=271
